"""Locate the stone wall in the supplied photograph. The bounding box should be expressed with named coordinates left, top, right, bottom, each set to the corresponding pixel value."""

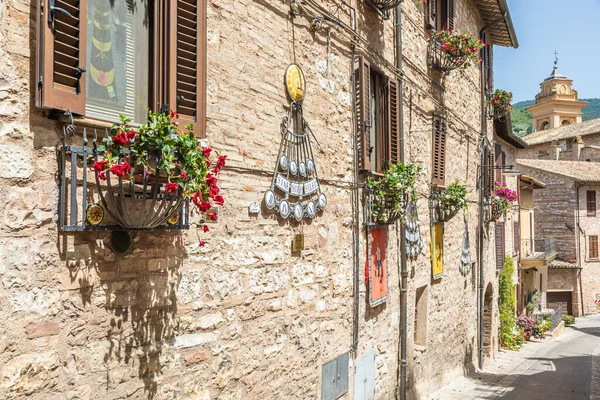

left=518, top=132, right=600, bottom=162
left=0, top=0, right=500, bottom=399
left=576, top=184, right=600, bottom=315
left=546, top=268, right=581, bottom=317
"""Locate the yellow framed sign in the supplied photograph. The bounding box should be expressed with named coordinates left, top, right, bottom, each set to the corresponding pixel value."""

left=431, top=223, right=444, bottom=279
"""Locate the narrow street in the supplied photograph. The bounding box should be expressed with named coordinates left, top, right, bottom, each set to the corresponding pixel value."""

left=429, top=315, right=600, bottom=399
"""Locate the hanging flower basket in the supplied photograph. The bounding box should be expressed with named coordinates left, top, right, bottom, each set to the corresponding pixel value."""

left=365, top=0, right=403, bottom=10
left=486, top=197, right=506, bottom=222
left=428, top=30, right=484, bottom=73
left=487, top=89, right=513, bottom=119
left=430, top=181, right=469, bottom=224
left=92, top=110, right=226, bottom=242
left=365, top=162, right=422, bottom=226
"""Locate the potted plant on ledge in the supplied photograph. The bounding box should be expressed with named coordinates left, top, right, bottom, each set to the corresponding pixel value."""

left=428, top=30, right=484, bottom=73
left=489, top=183, right=519, bottom=221
left=487, top=89, right=513, bottom=119
left=430, top=181, right=469, bottom=223
left=92, top=110, right=226, bottom=246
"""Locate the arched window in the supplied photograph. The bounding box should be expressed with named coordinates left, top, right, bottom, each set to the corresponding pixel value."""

left=562, top=120, right=571, bottom=126
left=541, top=121, right=550, bottom=130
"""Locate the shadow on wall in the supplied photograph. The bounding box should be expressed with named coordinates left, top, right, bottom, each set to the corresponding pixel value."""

left=58, top=231, right=185, bottom=398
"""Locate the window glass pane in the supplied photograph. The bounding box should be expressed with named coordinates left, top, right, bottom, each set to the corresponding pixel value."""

left=85, top=0, right=150, bottom=123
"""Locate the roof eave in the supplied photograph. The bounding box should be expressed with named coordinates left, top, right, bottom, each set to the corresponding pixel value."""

left=497, top=0, right=519, bottom=48
left=478, top=0, right=519, bottom=48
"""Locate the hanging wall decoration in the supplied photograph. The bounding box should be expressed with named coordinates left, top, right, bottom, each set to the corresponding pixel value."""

left=460, top=211, right=472, bottom=275
left=264, top=64, right=327, bottom=221
left=405, top=201, right=423, bottom=261
left=366, top=227, right=389, bottom=307
left=431, top=223, right=444, bottom=279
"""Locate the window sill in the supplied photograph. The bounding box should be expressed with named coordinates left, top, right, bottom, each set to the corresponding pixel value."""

left=586, top=258, right=600, bottom=263
left=414, top=344, right=427, bottom=353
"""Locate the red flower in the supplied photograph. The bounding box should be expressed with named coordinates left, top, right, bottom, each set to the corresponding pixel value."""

left=199, top=240, right=206, bottom=247
left=202, top=224, right=209, bottom=233
left=180, top=169, right=188, bottom=180
left=213, top=195, right=224, bottom=205
left=199, top=201, right=212, bottom=213
left=113, top=132, right=128, bottom=146
left=202, top=147, right=212, bottom=157
left=216, top=155, right=227, bottom=170
left=98, top=170, right=107, bottom=181
left=110, top=162, right=130, bottom=177
left=205, top=158, right=212, bottom=167
left=209, top=185, right=220, bottom=198
left=125, top=129, right=136, bottom=141
left=207, top=213, right=217, bottom=221
left=206, top=174, right=217, bottom=188
left=93, top=160, right=108, bottom=172
left=165, top=182, right=179, bottom=194
left=170, top=109, right=179, bottom=118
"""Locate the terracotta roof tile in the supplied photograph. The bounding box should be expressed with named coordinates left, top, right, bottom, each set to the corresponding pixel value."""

left=523, top=118, right=600, bottom=146
left=516, top=159, right=600, bottom=183
left=548, top=260, right=581, bottom=269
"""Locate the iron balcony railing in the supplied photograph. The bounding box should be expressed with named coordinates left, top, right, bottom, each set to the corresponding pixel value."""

left=521, top=238, right=557, bottom=261
left=533, top=304, right=563, bottom=332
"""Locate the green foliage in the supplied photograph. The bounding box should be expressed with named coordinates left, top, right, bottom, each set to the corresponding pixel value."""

left=562, top=314, right=576, bottom=326
left=499, top=256, right=517, bottom=349
left=525, top=290, right=542, bottom=313
left=438, top=181, right=469, bottom=212
left=366, top=162, right=422, bottom=222
left=581, top=98, right=600, bottom=121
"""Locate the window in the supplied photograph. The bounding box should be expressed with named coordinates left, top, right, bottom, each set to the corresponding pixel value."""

left=587, top=190, right=597, bottom=216
left=541, top=121, right=550, bottom=131
left=431, top=114, right=447, bottom=186
left=36, top=0, right=207, bottom=136
left=590, top=236, right=599, bottom=260
left=414, top=285, right=429, bottom=347
left=495, top=222, right=505, bottom=269
left=356, top=57, right=401, bottom=173
left=562, top=120, right=571, bottom=126
left=426, top=0, right=455, bottom=32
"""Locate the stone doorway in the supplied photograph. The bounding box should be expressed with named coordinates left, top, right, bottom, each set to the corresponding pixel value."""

left=483, top=283, right=494, bottom=360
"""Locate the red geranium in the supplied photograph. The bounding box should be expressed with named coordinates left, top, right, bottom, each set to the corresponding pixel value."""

left=180, top=169, right=188, bottom=180
left=213, top=195, right=224, bottom=205
left=165, top=182, right=179, bottom=194
left=202, top=224, right=209, bottom=233
left=110, top=162, right=130, bottom=177
left=207, top=212, right=217, bottom=221
left=125, top=129, right=136, bottom=141
left=202, top=147, right=212, bottom=158
left=199, top=240, right=206, bottom=247
left=113, top=132, right=128, bottom=146
left=93, top=160, right=108, bottom=172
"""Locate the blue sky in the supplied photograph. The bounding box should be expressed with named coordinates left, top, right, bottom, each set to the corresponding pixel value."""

left=494, top=0, right=600, bottom=103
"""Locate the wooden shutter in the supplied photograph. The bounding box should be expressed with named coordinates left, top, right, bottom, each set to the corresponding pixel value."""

left=357, top=57, right=373, bottom=171
left=426, top=0, right=437, bottom=30
left=487, top=45, right=494, bottom=92
left=587, top=190, right=597, bottom=216
left=446, top=0, right=455, bottom=31
left=168, top=0, right=207, bottom=137
left=501, top=151, right=506, bottom=185
left=495, top=222, right=505, bottom=269
left=36, top=0, right=87, bottom=114
left=494, top=144, right=502, bottom=184
left=590, top=236, right=599, bottom=259
left=432, top=114, right=447, bottom=186
left=387, top=78, right=401, bottom=166
left=513, top=221, right=520, bottom=255
left=488, top=148, right=495, bottom=197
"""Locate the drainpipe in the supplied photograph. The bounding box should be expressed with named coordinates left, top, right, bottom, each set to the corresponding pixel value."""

left=576, top=183, right=585, bottom=317
left=394, top=3, right=408, bottom=400
left=477, top=13, right=506, bottom=370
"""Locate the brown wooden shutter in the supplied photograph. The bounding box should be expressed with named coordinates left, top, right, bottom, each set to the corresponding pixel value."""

left=387, top=77, right=401, bottom=166
left=488, top=148, right=495, bottom=196
left=36, top=0, right=87, bottom=114
left=426, top=0, right=437, bottom=30
left=590, top=236, right=599, bottom=259
left=357, top=57, right=373, bottom=171
left=501, top=151, right=506, bottom=185
left=168, top=0, right=207, bottom=137
left=513, top=221, right=520, bottom=255
left=587, top=190, right=597, bottom=216
left=487, top=45, right=494, bottom=92
left=495, top=222, right=505, bottom=269
left=431, top=114, right=447, bottom=186
left=494, top=144, right=502, bottom=184
left=446, top=0, right=455, bottom=31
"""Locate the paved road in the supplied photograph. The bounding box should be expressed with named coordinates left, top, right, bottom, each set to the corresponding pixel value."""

left=427, top=314, right=600, bottom=400
left=498, top=314, right=600, bottom=400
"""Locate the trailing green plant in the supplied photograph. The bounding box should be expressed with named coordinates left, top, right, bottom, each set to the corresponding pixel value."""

left=499, top=255, right=517, bottom=349
left=438, top=181, right=469, bottom=213
left=562, top=314, right=575, bottom=326
left=525, top=290, right=542, bottom=314
left=366, top=162, right=422, bottom=223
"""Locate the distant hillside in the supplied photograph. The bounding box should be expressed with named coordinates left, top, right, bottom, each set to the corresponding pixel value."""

left=511, top=98, right=600, bottom=137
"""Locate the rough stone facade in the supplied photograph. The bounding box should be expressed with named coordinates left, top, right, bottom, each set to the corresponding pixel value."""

left=0, top=0, right=507, bottom=399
